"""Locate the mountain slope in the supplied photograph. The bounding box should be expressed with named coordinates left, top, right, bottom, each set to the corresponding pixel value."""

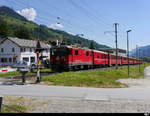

left=130, top=45, right=150, bottom=58
left=0, top=6, right=111, bottom=49
left=0, top=6, right=27, bottom=21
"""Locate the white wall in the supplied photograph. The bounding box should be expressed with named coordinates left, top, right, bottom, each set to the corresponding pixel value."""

left=0, top=39, right=50, bottom=66
left=0, top=39, right=21, bottom=66
left=21, top=48, right=50, bottom=66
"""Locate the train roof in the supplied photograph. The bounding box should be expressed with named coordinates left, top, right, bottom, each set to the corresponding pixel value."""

left=51, top=45, right=92, bottom=50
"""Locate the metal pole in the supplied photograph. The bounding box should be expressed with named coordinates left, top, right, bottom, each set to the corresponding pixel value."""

left=0, top=96, right=3, bottom=112
left=22, top=72, right=26, bottom=84
left=139, top=49, right=141, bottom=73
left=127, top=31, right=129, bottom=76
left=36, top=52, right=40, bottom=83
left=127, top=30, right=132, bottom=76
left=114, top=23, right=119, bottom=69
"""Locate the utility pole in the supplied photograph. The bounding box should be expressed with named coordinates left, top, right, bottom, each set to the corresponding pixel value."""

left=136, top=45, right=138, bottom=58
left=127, top=30, right=132, bottom=77
left=139, top=48, right=141, bottom=73
left=114, top=23, right=119, bottom=69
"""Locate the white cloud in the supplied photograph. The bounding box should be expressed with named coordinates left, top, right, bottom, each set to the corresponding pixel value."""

left=49, top=23, right=64, bottom=29
left=66, top=31, right=75, bottom=35
left=17, top=8, right=37, bottom=21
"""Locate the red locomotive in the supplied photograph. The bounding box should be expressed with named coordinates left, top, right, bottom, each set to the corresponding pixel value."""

left=50, top=45, right=143, bottom=71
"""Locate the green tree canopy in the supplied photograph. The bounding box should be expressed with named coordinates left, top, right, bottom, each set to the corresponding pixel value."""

left=0, top=19, right=11, bottom=37
left=14, top=26, right=31, bottom=39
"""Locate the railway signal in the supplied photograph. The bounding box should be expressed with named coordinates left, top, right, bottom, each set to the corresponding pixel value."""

left=35, top=40, right=46, bottom=83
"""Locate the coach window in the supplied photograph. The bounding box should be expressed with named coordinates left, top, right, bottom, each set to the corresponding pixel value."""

left=102, top=55, right=104, bottom=59
left=90, top=52, right=92, bottom=56
left=75, top=50, right=78, bottom=55
left=86, top=51, right=89, bottom=56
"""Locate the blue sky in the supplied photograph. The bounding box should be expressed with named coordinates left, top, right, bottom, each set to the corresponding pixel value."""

left=0, top=0, right=150, bottom=51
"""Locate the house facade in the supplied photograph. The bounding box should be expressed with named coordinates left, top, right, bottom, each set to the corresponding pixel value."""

left=0, top=37, right=51, bottom=66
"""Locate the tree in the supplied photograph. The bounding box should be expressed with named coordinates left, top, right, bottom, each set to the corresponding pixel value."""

left=14, top=26, right=31, bottom=39
left=89, top=41, right=95, bottom=49
left=0, top=19, right=11, bottom=37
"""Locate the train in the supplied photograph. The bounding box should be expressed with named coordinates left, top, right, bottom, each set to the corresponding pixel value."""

left=50, top=45, right=143, bottom=71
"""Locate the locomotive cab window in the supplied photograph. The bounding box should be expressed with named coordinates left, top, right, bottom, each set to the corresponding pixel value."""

left=86, top=51, right=89, bottom=56
left=50, top=49, right=57, bottom=56
left=75, top=50, right=79, bottom=55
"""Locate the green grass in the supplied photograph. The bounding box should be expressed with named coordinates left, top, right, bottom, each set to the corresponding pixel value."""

left=42, top=63, right=150, bottom=88
left=1, top=96, right=29, bottom=113
left=2, top=104, right=27, bottom=113
left=0, top=68, right=52, bottom=78
left=31, top=68, right=52, bottom=73
left=0, top=72, right=20, bottom=78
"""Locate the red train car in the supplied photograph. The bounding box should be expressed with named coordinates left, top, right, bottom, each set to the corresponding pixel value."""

left=93, top=50, right=109, bottom=67
left=50, top=45, right=93, bottom=71
left=50, top=45, right=143, bottom=71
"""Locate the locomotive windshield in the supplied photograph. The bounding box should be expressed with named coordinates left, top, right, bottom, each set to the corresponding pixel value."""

left=50, top=48, right=58, bottom=56
left=50, top=48, right=71, bottom=56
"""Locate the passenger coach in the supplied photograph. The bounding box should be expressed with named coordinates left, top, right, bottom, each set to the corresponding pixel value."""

left=50, top=45, right=143, bottom=71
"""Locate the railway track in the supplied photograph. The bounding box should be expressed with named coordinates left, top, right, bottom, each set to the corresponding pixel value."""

left=71, top=64, right=140, bottom=73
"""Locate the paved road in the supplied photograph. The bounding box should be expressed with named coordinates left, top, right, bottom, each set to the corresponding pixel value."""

left=0, top=66, right=150, bottom=101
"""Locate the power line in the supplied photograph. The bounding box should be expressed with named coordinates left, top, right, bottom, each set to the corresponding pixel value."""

left=67, top=0, right=113, bottom=29
left=80, top=0, right=114, bottom=27
left=34, top=0, right=99, bottom=35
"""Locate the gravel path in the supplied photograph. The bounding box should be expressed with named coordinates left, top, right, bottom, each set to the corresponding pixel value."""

left=3, top=96, right=150, bottom=113
left=118, top=66, right=150, bottom=88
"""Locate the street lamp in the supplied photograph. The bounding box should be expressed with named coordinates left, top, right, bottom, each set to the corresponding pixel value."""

left=127, top=30, right=132, bottom=76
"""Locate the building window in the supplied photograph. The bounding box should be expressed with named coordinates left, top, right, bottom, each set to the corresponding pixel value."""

left=23, top=57, right=29, bottom=62
left=1, top=48, right=4, bottom=53
left=13, top=57, right=17, bottom=63
left=30, top=48, right=32, bottom=52
left=24, top=48, right=26, bottom=52
left=20, top=48, right=23, bottom=52
left=9, top=58, right=12, bottom=62
left=20, top=48, right=26, bottom=52
left=1, top=58, right=7, bottom=62
left=1, top=58, right=4, bottom=62
left=31, top=57, right=35, bottom=63
left=12, top=48, right=15, bottom=52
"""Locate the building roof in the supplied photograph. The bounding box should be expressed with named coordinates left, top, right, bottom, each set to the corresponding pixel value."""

left=0, top=37, right=50, bottom=49
left=0, top=38, right=5, bottom=43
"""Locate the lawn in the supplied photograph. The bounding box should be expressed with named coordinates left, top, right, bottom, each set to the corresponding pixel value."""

left=0, top=68, right=52, bottom=78
left=42, top=63, right=149, bottom=88
left=0, top=72, right=20, bottom=78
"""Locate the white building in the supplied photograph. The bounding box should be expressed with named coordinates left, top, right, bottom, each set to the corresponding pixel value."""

left=0, top=37, right=51, bottom=66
